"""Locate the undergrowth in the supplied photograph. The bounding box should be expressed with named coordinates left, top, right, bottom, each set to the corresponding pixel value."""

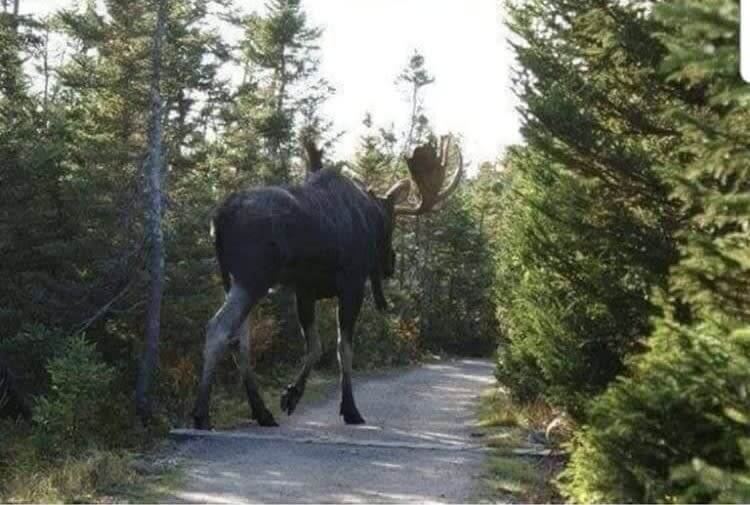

left=476, top=386, right=564, bottom=503
left=0, top=362, right=337, bottom=503
left=0, top=419, right=137, bottom=503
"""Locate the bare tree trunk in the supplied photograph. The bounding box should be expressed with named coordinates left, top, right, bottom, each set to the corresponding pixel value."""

left=135, top=0, right=169, bottom=426
left=416, top=216, right=428, bottom=338
left=403, top=85, right=418, bottom=155
left=2, top=0, right=20, bottom=100
left=41, top=22, right=49, bottom=114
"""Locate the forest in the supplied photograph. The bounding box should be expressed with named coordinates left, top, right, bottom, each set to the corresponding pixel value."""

left=1, top=0, right=748, bottom=503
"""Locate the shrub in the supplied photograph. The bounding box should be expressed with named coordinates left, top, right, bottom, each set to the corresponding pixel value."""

left=0, top=324, right=67, bottom=395
left=355, top=301, right=420, bottom=368
left=493, top=160, right=661, bottom=418
left=559, top=322, right=750, bottom=503
left=32, top=335, right=116, bottom=457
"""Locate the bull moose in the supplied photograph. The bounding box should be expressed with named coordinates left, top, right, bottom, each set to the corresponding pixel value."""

left=193, top=136, right=463, bottom=429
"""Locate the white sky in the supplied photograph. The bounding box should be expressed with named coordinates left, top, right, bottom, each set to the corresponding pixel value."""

left=22, top=0, right=521, bottom=166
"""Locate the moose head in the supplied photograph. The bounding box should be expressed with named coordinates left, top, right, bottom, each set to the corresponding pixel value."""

left=366, top=135, right=464, bottom=282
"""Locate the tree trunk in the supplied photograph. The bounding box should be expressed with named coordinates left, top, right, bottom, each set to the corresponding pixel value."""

left=0, top=358, right=31, bottom=422
left=42, top=24, right=49, bottom=114
left=135, top=0, right=169, bottom=426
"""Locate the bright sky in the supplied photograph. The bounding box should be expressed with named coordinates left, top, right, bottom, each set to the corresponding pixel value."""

left=23, top=0, right=521, bottom=167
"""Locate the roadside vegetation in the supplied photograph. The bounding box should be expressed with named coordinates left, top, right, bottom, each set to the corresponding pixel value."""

left=493, top=0, right=750, bottom=502
left=476, top=387, right=563, bottom=503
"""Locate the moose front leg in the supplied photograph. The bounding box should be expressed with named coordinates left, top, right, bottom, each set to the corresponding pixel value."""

left=337, top=280, right=365, bottom=424
left=281, top=292, right=322, bottom=416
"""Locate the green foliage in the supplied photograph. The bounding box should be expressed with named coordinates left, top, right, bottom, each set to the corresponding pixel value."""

left=0, top=325, right=67, bottom=394
left=236, top=0, right=331, bottom=184
left=556, top=0, right=750, bottom=502
left=32, top=335, right=116, bottom=457
left=560, top=322, right=750, bottom=503
left=494, top=0, right=679, bottom=418
left=671, top=439, right=750, bottom=504
left=418, top=186, right=498, bottom=356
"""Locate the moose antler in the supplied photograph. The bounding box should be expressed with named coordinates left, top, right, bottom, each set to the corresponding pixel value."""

left=395, top=135, right=464, bottom=216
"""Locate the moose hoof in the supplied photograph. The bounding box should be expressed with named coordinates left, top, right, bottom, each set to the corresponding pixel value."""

left=280, top=384, right=303, bottom=416
left=343, top=412, right=366, bottom=425
left=193, top=415, right=212, bottom=431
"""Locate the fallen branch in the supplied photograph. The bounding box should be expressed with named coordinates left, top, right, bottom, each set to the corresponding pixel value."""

left=75, top=282, right=132, bottom=336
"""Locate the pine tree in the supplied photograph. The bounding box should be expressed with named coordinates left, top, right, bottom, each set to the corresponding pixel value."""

left=238, top=0, right=331, bottom=184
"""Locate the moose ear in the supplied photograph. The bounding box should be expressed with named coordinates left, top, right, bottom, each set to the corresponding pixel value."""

left=304, top=140, right=324, bottom=173
left=385, top=179, right=411, bottom=206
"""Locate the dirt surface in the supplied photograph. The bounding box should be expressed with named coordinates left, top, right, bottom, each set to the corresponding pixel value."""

left=165, top=359, right=495, bottom=503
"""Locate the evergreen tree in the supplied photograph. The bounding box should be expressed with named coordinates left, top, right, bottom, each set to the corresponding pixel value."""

left=495, top=0, right=680, bottom=416
left=237, top=0, right=331, bottom=184
left=397, top=50, right=434, bottom=155
left=561, top=1, right=750, bottom=501
left=354, top=112, right=396, bottom=191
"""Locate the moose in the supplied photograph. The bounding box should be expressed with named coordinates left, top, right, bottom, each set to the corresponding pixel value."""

left=193, top=136, right=463, bottom=429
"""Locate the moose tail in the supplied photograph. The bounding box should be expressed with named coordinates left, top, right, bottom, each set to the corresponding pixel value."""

left=211, top=217, right=231, bottom=293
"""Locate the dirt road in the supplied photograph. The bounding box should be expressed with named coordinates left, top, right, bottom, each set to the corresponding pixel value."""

left=166, top=359, right=495, bottom=503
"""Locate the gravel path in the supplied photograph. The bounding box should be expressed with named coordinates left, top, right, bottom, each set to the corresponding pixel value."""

left=166, top=358, right=495, bottom=503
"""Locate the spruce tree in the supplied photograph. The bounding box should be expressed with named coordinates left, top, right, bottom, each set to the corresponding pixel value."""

left=238, top=0, right=331, bottom=184
left=495, top=0, right=681, bottom=416
left=561, top=2, right=750, bottom=501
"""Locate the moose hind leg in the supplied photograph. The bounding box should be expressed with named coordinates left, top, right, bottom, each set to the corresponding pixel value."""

left=238, top=317, right=278, bottom=427
left=193, top=286, right=252, bottom=430
left=281, top=292, right=322, bottom=416
left=337, top=282, right=365, bottom=425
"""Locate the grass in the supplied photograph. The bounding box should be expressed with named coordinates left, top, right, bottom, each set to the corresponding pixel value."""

left=475, top=386, right=565, bottom=503
left=482, top=455, right=561, bottom=503
left=0, top=417, right=181, bottom=504
left=478, top=386, right=556, bottom=432
left=0, top=363, right=338, bottom=503
left=1, top=443, right=139, bottom=503
left=106, top=465, right=185, bottom=504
